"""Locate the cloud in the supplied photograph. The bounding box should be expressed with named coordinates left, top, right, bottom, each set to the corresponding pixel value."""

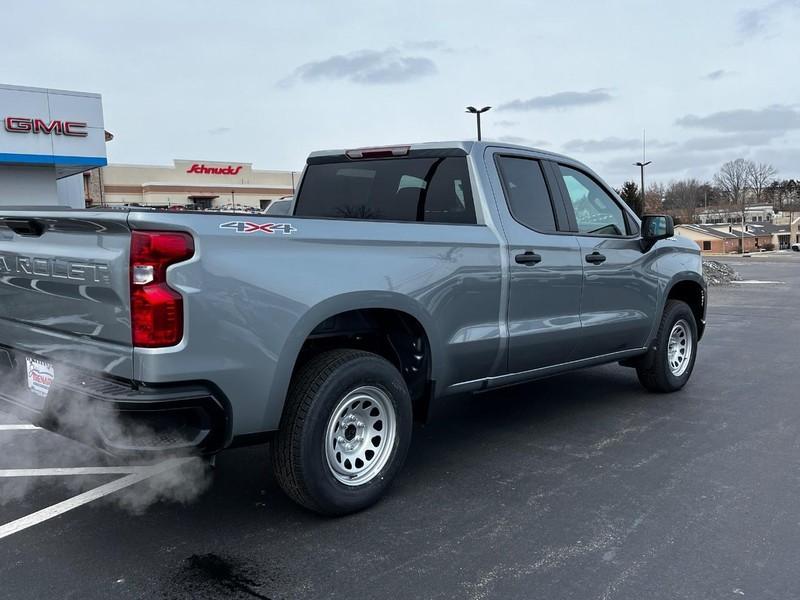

left=599, top=150, right=729, bottom=182
left=680, top=131, right=783, bottom=151
left=279, top=48, right=436, bottom=87
left=402, top=40, right=452, bottom=52
left=702, top=69, right=731, bottom=81
left=493, top=120, right=518, bottom=127
left=599, top=133, right=797, bottom=182
left=563, top=137, right=641, bottom=153
left=562, top=137, right=675, bottom=153
left=749, top=145, right=800, bottom=175
left=498, top=89, right=613, bottom=111
left=676, top=105, right=800, bottom=132
left=737, top=0, right=800, bottom=38
left=207, top=127, right=231, bottom=135
left=738, top=7, right=770, bottom=36
left=496, top=135, right=549, bottom=146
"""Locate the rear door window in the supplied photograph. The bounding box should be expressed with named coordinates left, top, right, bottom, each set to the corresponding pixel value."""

left=495, top=156, right=558, bottom=232
left=295, top=157, right=476, bottom=224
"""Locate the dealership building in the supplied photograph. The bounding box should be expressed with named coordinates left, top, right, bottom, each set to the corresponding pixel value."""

left=85, top=160, right=301, bottom=210
left=0, top=83, right=107, bottom=208
left=1, top=82, right=299, bottom=211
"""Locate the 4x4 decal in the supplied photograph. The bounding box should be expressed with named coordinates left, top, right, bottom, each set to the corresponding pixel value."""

left=219, top=221, right=297, bottom=235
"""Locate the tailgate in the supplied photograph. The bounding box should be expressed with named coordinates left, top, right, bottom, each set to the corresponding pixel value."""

left=0, top=210, right=133, bottom=380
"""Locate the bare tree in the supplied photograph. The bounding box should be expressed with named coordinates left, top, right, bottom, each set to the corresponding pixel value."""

left=714, top=159, right=750, bottom=205
left=714, top=158, right=752, bottom=252
left=746, top=161, right=777, bottom=204
left=644, top=182, right=665, bottom=214
left=664, top=178, right=704, bottom=224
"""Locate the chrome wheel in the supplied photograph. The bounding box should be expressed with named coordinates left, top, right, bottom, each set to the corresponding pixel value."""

left=325, top=386, right=396, bottom=486
left=667, top=319, right=692, bottom=377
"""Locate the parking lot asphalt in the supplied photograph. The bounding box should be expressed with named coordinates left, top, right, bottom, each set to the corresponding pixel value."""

left=1, top=253, right=799, bottom=600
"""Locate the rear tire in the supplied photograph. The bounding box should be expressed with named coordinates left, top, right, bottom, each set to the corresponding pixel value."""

left=272, top=349, right=412, bottom=516
left=636, top=300, right=698, bottom=393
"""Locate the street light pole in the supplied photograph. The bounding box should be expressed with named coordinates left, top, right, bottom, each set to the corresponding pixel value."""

left=466, top=106, right=491, bottom=141
left=634, top=160, right=651, bottom=216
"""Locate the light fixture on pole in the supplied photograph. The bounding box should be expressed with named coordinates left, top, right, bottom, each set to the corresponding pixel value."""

left=466, top=106, right=491, bottom=141
left=634, top=160, right=651, bottom=216
left=632, top=129, right=652, bottom=216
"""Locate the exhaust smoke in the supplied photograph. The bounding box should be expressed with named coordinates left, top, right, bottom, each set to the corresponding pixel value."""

left=0, top=364, right=213, bottom=514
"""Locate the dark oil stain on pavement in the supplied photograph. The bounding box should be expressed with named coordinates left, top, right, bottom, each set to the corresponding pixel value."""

left=165, top=553, right=274, bottom=599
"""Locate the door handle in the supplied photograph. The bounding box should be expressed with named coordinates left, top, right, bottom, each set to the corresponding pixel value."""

left=3, top=218, right=45, bottom=237
left=515, top=251, right=542, bottom=265
left=585, top=252, right=607, bottom=265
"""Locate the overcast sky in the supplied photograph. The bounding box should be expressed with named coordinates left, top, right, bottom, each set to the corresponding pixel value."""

left=2, top=0, right=798, bottom=185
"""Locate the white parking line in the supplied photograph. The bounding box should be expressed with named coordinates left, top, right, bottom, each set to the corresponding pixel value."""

left=0, top=424, right=41, bottom=431
left=0, top=457, right=195, bottom=541
left=0, top=466, right=149, bottom=478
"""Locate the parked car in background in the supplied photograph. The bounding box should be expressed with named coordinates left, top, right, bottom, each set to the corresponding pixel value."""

left=216, top=203, right=262, bottom=214
left=264, top=197, right=293, bottom=215
left=792, top=242, right=800, bottom=252
left=0, top=141, right=706, bottom=515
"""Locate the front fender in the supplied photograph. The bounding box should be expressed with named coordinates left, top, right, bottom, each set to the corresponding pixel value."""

left=646, top=247, right=706, bottom=345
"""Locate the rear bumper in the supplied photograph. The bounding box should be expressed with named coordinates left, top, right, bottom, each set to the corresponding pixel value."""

left=0, top=346, right=230, bottom=456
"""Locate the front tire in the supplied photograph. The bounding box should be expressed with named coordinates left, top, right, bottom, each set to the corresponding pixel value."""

left=636, top=300, right=698, bottom=393
left=272, top=349, right=412, bottom=516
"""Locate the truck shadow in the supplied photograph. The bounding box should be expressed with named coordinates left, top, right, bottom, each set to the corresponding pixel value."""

left=205, top=364, right=658, bottom=520
left=112, top=364, right=685, bottom=598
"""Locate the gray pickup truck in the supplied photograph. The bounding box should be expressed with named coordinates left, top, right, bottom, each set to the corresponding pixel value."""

left=0, top=141, right=705, bottom=515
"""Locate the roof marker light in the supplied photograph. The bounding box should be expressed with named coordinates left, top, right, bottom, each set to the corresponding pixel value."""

left=345, top=145, right=410, bottom=159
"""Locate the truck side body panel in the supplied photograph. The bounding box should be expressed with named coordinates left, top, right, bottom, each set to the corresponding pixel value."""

left=127, top=210, right=504, bottom=434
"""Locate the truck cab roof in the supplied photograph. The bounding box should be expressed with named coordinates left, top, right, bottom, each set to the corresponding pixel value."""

left=307, top=140, right=574, bottom=164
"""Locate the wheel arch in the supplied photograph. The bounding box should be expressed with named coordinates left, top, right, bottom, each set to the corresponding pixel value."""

left=647, top=271, right=708, bottom=349
left=628, top=272, right=706, bottom=374
left=263, top=292, right=442, bottom=431
left=660, top=274, right=707, bottom=342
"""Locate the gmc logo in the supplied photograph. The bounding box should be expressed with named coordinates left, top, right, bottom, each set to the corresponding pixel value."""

left=186, top=163, right=243, bottom=175
left=4, top=117, right=88, bottom=137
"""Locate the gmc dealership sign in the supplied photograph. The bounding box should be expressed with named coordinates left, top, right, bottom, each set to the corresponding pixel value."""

left=4, top=117, right=88, bottom=137
left=186, top=163, right=243, bottom=175
left=0, top=84, right=106, bottom=182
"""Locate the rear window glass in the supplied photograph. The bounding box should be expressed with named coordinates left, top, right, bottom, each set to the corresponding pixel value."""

left=294, top=157, right=476, bottom=224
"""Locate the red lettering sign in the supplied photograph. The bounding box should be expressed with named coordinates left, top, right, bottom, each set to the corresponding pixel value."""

left=31, top=371, right=53, bottom=386
left=186, top=163, right=243, bottom=176
left=4, top=117, right=88, bottom=137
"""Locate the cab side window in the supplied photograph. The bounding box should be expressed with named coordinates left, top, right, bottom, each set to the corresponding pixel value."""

left=558, top=165, right=628, bottom=236
left=496, top=156, right=557, bottom=232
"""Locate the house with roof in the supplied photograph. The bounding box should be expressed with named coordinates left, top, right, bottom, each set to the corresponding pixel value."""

left=738, top=218, right=800, bottom=250
left=695, top=204, right=776, bottom=225
left=675, top=224, right=771, bottom=254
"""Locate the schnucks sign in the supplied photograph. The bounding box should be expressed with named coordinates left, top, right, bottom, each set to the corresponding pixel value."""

left=186, top=163, right=243, bottom=175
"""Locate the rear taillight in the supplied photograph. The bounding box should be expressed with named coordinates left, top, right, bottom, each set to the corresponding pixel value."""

left=130, top=231, right=194, bottom=348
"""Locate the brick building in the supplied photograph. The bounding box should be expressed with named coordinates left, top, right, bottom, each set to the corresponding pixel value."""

left=676, top=224, right=771, bottom=254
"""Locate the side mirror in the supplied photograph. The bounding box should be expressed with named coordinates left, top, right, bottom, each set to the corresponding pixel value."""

left=640, top=214, right=674, bottom=251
